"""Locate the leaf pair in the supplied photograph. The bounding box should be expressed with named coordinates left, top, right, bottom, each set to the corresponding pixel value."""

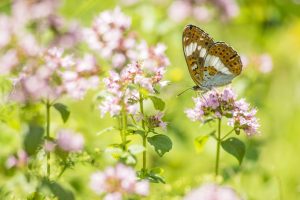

left=194, top=134, right=245, bottom=165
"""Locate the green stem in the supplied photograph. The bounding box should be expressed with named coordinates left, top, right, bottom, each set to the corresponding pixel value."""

left=221, top=128, right=235, bottom=140
left=46, top=99, right=51, bottom=178
left=57, top=165, right=68, bottom=179
left=215, top=118, right=221, bottom=177
left=121, top=104, right=127, bottom=150
left=139, top=93, right=147, bottom=176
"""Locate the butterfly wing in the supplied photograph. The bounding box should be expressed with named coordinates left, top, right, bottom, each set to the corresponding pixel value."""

left=182, top=24, right=214, bottom=86
left=200, top=42, right=242, bottom=89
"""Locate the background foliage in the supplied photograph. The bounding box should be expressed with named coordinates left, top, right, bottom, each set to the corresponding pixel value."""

left=1, top=0, right=300, bottom=199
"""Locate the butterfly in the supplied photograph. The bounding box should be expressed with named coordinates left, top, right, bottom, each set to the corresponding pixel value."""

left=182, top=24, right=242, bottom=92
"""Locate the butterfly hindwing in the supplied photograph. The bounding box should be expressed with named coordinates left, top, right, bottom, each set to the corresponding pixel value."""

left=182, top=24, right=214, bottom=86
left=200, top=42, right=242, bottom=89
left=205, top=42, right=242, bottom=76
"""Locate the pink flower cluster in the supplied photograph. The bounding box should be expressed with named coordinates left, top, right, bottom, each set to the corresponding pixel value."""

left=43, top=129, right=84, bottom=153
left=56, top=129, right=85, bottom=152
left=90, top=164, right=149, bottom=199
left=84, top=7, right=170, bottom=70
left=92, top=8, right=169, bottom=119
left=99, top=61, right=167, bottom=118
left=6, top=150, right=28, bottom=169
left=11, top=47, right=99, bottom=102
left=147, top=112, right=167, bottom=130
left=168, top=0, right=239, bottom=23
left=185, top=88, right=259, bottom=136
left=184, top=183, right=242, bottom=200
left=0, top=0, right=82, bottom=75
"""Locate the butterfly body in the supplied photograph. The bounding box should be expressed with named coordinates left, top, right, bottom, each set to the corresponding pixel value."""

left=182, top=24, right=242, bottom=91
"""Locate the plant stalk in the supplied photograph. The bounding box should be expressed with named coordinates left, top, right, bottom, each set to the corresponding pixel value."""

left=139, top=93, right=147, bottom=176
left=215, top=118, right=221, bottom=177
left=46, top=99, right=51, bottom=178
left=121, top=103, right=127, bottom=150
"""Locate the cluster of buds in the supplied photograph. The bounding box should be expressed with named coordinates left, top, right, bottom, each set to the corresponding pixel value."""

left=0, top=0, right=83, bottom=75
left=84, top=7, right=170, bottom=71
left=11, top=47, right=100, bottom=102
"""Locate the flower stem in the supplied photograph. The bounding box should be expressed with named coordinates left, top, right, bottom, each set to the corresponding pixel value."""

left=46, top=99, right=51, bottom=178
left=215, top=118, right=221, bottom=177
left=121, top=104, right=127, bottom=150
left=139, top=93, right=147, bottom=176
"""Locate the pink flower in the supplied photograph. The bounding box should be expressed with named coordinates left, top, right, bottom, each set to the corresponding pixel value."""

left=168, top=0, right=192, bottom=22
left=193, top=6, right=212, bottom=22
left=84, top=7, right=131, bottom=67
left=185, top=87, right=259, bottom=136
left=147, top=112, right=167, bottom=129
left=44, top=140, right=56, bottom=152
left=0, top=15, right=12, bottom=48
left=5, top=150, right=28, bottom=169
left=99, top=96, right=122, bottom=117
left=213, top=0, right=240, bottom=21
left=258, top=54, right=273, bottom=73
left=0, top=50, right=19, bottom=75
left=184, top=183, right=242, bottom=200
left=57, top=129, right=84, bottom=152
left=168, top=0, right=239, bottom=23
left=90, top=164, right=149, bottom=198
left=134, top=180, right=149, bottom=196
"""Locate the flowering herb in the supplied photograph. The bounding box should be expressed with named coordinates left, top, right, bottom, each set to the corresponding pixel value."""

left=93, top=7, right=172, bottom=183
left=185, top=87, right=259, bottom=176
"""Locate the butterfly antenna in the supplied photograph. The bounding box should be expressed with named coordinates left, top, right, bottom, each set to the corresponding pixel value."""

left=176, top=87, right=194, bottom=97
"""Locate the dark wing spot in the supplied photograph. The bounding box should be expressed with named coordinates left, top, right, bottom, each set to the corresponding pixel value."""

left=229, top=54, right=237, bottom=59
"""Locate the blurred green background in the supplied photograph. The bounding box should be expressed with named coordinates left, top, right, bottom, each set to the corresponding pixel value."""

left=1, top=0, right=300, bottom=199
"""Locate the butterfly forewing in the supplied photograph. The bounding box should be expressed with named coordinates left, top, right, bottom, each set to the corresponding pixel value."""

left=182, top=24, right=214, bottom=86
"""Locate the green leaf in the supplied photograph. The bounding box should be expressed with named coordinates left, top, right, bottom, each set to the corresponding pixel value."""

left=41, top=179, right=74, bottom=200
left=53, top=103, right=70, bottom=123
left=147, top=173, right=166, bottom=184
left=150, top=167, right=164, bottom=175
left=131, top=129, right=145, bottom=136
left=221, top=137, right=246, bottom=165
left=149, top=96, right=165, bottom=111
left=194, top=135, right=209, bottom=153
left=23, top=124, right=44, bottom=156
left=147, top=134, right=172, bottom=157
